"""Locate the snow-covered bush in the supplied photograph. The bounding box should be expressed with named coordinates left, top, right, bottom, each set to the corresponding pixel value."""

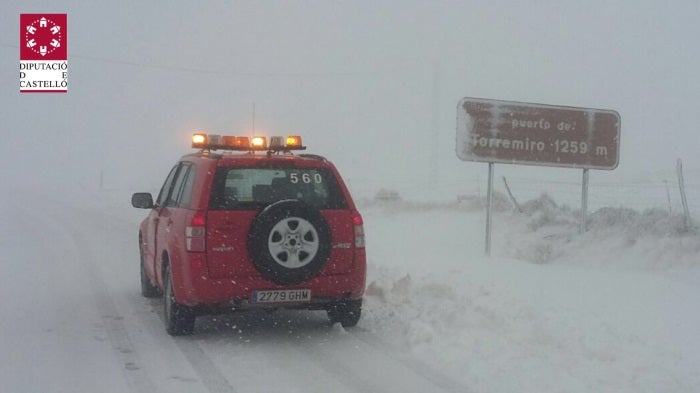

left=456, top=190, right=512, bottom=211
left=374, top=189, right=402, bottom=203
left=520, top=193, right=577, bottom=231
left=588, top=207, right=687, bottom=237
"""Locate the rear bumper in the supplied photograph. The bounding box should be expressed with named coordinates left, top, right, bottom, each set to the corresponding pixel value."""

left=192, top=294, right=360, bottom=316
left=176, top=267, right=366, bottom=308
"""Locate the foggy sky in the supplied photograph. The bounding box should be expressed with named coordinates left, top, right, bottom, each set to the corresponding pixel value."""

left=2, top=1, right=699, bottom=202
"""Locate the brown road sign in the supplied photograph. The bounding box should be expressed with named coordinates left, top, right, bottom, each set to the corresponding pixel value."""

left=456, top=97, right=621, bottom=170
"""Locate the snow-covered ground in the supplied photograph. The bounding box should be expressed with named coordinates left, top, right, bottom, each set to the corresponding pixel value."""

left=1, top=189, right=698, bottom=392
left=362, top=196, right=700, bottom=392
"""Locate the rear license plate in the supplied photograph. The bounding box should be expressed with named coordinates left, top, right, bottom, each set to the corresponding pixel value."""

left=251, top=289, right=311, bottom=304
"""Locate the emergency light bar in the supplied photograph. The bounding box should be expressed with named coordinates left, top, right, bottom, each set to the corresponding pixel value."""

left=191, top=133, right=306, bottom=152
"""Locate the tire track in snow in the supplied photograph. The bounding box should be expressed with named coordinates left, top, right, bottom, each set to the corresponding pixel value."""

left=89, top=279, right=160, bottom=393
left=289, top=327, right=471, bottom=393
left=172, top=337, right=238, bottom=393
left=144, top=300, right=238, bottom=393
left=51, top=201, right=237, bottom=393
left=189, top=313, right=367, bottom=393
left=351, top=328, right=471, bottom=393
left=176, top=311, right=464, bottom=393
left=15, top=201, right=160, bottom=393
left=29, top=196, right=238, bottom=393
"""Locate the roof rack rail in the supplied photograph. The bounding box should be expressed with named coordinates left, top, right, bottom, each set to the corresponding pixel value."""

left=298, top=154, right=327, bottom=161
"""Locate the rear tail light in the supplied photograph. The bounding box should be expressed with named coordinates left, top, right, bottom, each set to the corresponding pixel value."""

left=353, top=214, right=365, bottom=248
left=186, top=211, right=206, bottom=252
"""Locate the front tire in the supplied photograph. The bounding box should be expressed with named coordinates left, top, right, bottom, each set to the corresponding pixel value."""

left=140, top=238, right=161, bottom=298
left=164, top=264, right=195, bottom=336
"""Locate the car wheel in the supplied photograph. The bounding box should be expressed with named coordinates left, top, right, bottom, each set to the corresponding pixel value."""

left=248, top=200, right=331, bottom=286
left=164, top=264, right=195, bottom=336
left=327, top=299, right=362, bottom=328
left=140, top=239, right=161, bottom=298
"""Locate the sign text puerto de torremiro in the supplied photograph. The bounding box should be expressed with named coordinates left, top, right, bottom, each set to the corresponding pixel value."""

left=456, top=97, right=621, bottom=170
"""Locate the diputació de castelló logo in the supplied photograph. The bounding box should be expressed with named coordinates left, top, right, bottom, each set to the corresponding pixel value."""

left=20, top=14, right=68, bottom=93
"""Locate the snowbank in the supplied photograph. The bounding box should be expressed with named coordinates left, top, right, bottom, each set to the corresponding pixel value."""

left=360, top=194, right=700, bottom=392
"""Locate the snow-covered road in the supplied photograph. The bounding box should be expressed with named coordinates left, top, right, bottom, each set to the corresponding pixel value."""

left=0, top=194, right=466, bottom=393
left=1, top=191, right=698, bottom=392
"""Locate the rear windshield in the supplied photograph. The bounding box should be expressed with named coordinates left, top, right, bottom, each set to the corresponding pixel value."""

left=209, top=167, right=348, bottom=210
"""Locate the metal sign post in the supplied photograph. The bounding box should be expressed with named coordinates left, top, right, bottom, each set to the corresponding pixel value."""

left=485, top=162, right=494, bottom=256
left=580, top=168, right=589, bottom=234
left=456, top=97, right=621, bottom=255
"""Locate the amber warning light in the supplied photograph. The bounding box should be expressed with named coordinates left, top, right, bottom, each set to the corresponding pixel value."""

left=192, top=133, right=305, bottom=153
left=251, top=136, right=267, bottom=149
left=192, top=133, right=207, bottom=148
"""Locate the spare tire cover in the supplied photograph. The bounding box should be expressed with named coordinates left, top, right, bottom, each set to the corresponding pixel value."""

left=248, top=200, right=331, bottom=286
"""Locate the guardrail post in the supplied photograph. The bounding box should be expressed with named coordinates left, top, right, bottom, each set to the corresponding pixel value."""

left=677, top=159, right=691, bottom=231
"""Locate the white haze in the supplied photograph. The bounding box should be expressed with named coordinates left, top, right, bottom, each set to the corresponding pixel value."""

left=1, top=2, right=699, bottom=392
left=1, top=0, right=699, bottom=210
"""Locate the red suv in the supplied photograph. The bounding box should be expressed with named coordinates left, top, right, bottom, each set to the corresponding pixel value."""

left=131, top=134, right=366, bottom=335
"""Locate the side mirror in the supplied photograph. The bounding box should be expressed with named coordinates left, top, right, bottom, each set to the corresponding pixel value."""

left=131, top=193, right=154, bottom=209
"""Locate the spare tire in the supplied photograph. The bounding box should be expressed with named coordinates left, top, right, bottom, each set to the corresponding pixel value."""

left=248, top=200, right=331, bottom=286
